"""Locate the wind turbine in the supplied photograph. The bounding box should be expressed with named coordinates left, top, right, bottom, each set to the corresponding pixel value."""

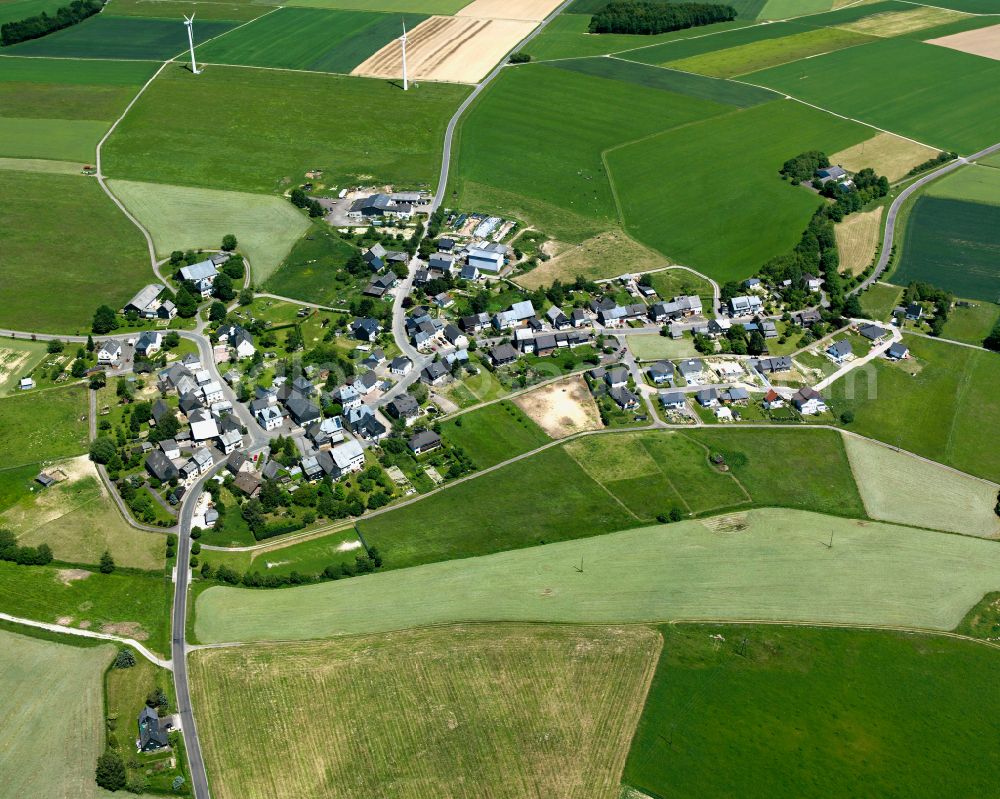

left=183, top=14, right=201, bottom=75
left=400, top=19, right=408, bottom=91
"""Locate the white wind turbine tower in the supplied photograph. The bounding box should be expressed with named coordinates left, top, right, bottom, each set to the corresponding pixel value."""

left=183, top=14, right=201, bottom=75
left=400, top=19, right=409, bottom=91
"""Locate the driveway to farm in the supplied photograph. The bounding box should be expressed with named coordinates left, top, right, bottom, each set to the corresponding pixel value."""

left=854, top=140, right=1000, bottom=295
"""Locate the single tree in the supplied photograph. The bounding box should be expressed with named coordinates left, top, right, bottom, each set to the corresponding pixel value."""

left=221, top=233, right=237, bottom=252
left=114, top=647, right=136, bottom=669
left=209, top=301, right=227, bottom=322
left=95, top=750, right=127, bottom=792
left=92, top=305, right=119, bottom=334
left=46, top=339, right=64, bottom=354
left=89, top=437, right=117, bottom=465
left=99, top=550, right=115, bottom=574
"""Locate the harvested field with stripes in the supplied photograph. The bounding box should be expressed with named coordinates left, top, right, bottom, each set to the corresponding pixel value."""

left=457, top=0, right=564, bottom=21
left=352, top=14, right=535, bottom=82
left=835, top=207, right=882, bottom=274
left=830, top=131, right=939, bottom=182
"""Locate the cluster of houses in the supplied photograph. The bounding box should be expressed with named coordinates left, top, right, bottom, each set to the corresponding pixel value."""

left=361, top=243, right=408, bottom=298
left=417, top=237, right=511, bottom=281
left=347, top=191, right=431, bottom=222
left=588, top=365, right=641, bottom=411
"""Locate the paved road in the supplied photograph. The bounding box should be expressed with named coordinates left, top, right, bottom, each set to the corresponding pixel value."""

left=853, top=141, right=1000, bottom=295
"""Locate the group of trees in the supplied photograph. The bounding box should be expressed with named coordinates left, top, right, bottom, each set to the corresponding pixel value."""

left=0, top=528, right=53, bottom=566
left=903, top=281, right=952, bottom=336
left=819, top=167, right=889, bottom=220
left=1, top=0, right=101, bottom=46
left=984, top=319, right=1000, bottom=352
left=780, top=150, right=829, bottom=185
left=589, top=1, right=736, bottom=34
left=200, top=546, right=382, bottom=589
left=289, top=188, right=324, bottom=218
left=907, top=150, right=956, bottom=178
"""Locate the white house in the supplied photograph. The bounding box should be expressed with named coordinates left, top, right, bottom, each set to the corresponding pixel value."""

left=329, top=439, right=365, bottom=478
left=217, top=428, right=242, bottom=455
left=201, top=381, right=224, bottom=405
left=19, top=376, right=35, bottom=391
left=792, top=387, right=827, bottom=416
left=179, top=260, right=219, bottom=297
left=97, top=340, right=122, bottom=365
left=256, top=405, right=283, bottom=431
left=188, top=408, right=220, bottom=441
left=728, top=295, right=763, bottom=316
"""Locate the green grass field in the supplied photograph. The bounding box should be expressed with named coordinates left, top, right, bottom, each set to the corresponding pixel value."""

left=844, top=435, right=1000, bottom=538
left=4, top=14, right=236, bottom=58
left=0, top=628, right=115, bottom=798
left=942, top=300, right=1000, bottom=346
left=195, top=507, right=1000, bottom=643
left=605, top=100, right=868, bottom=282
left=108, top=0, right=266, bottom=18
left=892, top=196, right=1000, bottom=302
left=108, top=179, right=310, bottom=282
left=0, top=559, right=172, bottom=656
left=0, top=171, right=150, bottom=332
left=0, top=385, right=89, bottom=467
left=450, top=63, right=730, bottom=246
left=197, top=7, right=427, bottom=73
left=0, top=336, right=48, bottom=395
left=441, top=401, right=550, bottom=469
left=745, top=37, right=1000, bottom=153
left=261, top=0, right=465, bottom=10
left=104, top=64, right=468, bottom=194
left=624, top=624, right=1000, bottom=799
left=0, top=117, right=109, bottom=162
left=0, top=56, right=160, bottom=85
left=624, top=19, right=809, bottom=66
left=858, top=281, right=903, bottom=322
left=827, top=334, right=1000, bottom=483
left=190, top=624, right=659, bottom=799
left=200, top=525, right=365, bottom=577
left=926, top=163, right=1000, bottom=206
left=0, top=0, right=66, bottom=25
left=261, top=224, right=362, bottom=304
left=627, top=334, right=699, bottom=360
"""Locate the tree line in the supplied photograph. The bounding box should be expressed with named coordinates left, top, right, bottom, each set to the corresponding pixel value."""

left=0, top=528, right=52, bottom=566
left=589, top=1, right=736, bottom=35
left=1, top=0, right=102, bottom=45
left=199, top=546, right=382, bottom=589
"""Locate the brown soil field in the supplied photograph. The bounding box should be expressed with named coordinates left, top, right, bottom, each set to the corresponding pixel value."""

left=830, top=132, right=938, bottom=182
left=835, top=207, right=882, bottom=275
left=927, top=23, right=1000, bottom=62
left=517, top=230, right=664, bottom=289
left=514, top=375, right=603, bottom=439
left=837, top=7, right=969, bottom=37
left=352, top=15, right=536, bottom=83
left=456, top=0, right=565, bottom=22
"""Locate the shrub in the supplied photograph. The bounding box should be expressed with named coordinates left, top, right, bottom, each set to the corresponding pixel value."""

left=95, top=750, right=127, bottom=792
left=114, top=648, right=136, bottom=669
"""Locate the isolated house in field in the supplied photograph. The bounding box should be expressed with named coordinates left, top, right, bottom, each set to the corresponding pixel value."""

left=815, top=165, right=846, bottom=183
left=792, top=387, right=827, bottom=415
left=179, top=260, right=219, bottom=296
left=138, top=706, right=169, bottom=752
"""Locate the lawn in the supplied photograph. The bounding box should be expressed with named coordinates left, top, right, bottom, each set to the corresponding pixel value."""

left=194, top=507, right=1000, bottom=643
left=0, top=385, right=89, bottom=467
left=107, top=179, right=310, bottom=283
left=942, top=300, right=1000, bottom=346
left=858, top=281, right=902, bottom=322
left=4, top=14, right=236, bottom=58
left=190, top=625, right=660, bottom=799
left=0, top=628, right=115, bottom=798
left=844, top=434, right=1000, bottom=538
left=196, top=7, right=427, bottom=73
left=449, top=63, right=730, bottom=246
left=826, top=334, right=1000, bottom=483
left=104, top=64, right=469, bottom=194
left=0, top=559, right=172, bottom=656
left=605, top=100, right=868, bottom=282
left=261, top=224, right=363, bottom=304
left=626, top=334, right=698, bottom=360
left=200, top=525, right=366, bottom=577
left=0, top=171, right=150, bottom=333
left=745, top=36, right=1000, bottom=153
left=623, top=624, right=1000, bottom=799
left=892, top=196, right=1000, bottom=303
left=441, top=400, right=550, bottom=469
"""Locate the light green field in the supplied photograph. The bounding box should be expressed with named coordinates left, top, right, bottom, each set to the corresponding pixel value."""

left=844, top=435, right=1000, bottom=538
left=107, top=0, right=266, bottom=19
left=0, top=156, right=87, bottom=175
left=858, top=281, right=903, bottom=322
left=441, top=401, right=550, bottom=469
left=0, top=385, right=89, bottom=467
left=108, top=179, right=310, bottom=282
left=190, top=625, right=660, bottom=799
left=626, top=334, right=698, bottom=360
left=941, top=300, right=1000, bottom=346
left=261, top=0, right=465, bottom=10
left=925, top=164, right=1000, bottom=205
left=0, top=337, right=48, bottom=395
left=0, top=116, right=108, bottom=162
left=200, top=525, right=363, bottom=577
left=194, top=507, right=1000, bottom=643
left=759, top=0, right=832, bottom=17
left=0, top=629, right=114, bottom=799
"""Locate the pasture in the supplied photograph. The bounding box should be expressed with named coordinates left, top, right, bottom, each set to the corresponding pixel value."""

left=830, top=131, right=939, bottom=182
left=606, top=100, right=868, bottom=282
left=262, top=224, right=362, bottom=303
left=858, top=281, right=902, bottom=321
left=0, top=385, right=89, bottom=467
left=0, top=117, right=108, bottom=162
left=941, top=300, right=1000, bottom=345
left=844, top=435, right=1000, bottom=538
left=441, top=400, right=550, bottom=469
left=835, top=207, right=881, bottom=274
left=646, top=268, right=714, bottom=308
left=195, top=507, right=1000, bottom=643
left=624, top=624, right=1000, bottom=799
left=104, top=64, right=468, bottom=194
left=4, top=15, right=236, bottom=59
left=190, top=625, right=659, bottom=799
left=925, top=163, right=1000, bottom=205
left=108, top=179, right=310, bottom=282
left=745, top=36, right=1000, bottom=153
left=197, top=7, right=428, bottom=73
left=826, top=334, right=1000, bottom=483
left=0, top=171, right=150, bottom=332
left=201, top=525, right=366, bottom=578
left=0, top=629, right=114, bottom=799
left=516, top=230, right=664, bottom=288
left=0, top=559, right=172, bottom=656
left=892, top=195, right=1000, bottom=302
left=512, top=375, right=602, bottom=439
left=191, top=625, right=661, bottom=799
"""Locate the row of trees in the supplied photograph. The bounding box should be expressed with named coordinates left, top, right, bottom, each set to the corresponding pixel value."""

left=0, top=528, right=52, bottom=566
left=289, top=188, right=324, bottom=218
left=201, top=545, right=382, bottom=588
left=1, top=0, right=101, bottom=46
left=589, top=1, right=736, bottom=35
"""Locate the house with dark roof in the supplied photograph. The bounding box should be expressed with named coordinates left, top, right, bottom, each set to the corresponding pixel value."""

left=605, top=367, right=629, bottom=388
left=351, top=317, right=382, bottom=342
left=489, top=343, right=519, bottom=366
left=387, top=394, right=420, bottom=423
left=792, top=387, right=827, bottom=415
left=826, top=339, right=853, bottom=364
left=390, top=356, right=412, bottom=376
left=145, top=451, right=178, bottom=482
left=696, top=388, right=719, bottom=407
left=886, top=341, right=909, bottom=360
left=286, top=396, right=321, bottom=426
left=364, top=273, right=397, bottom=298
left=408, top=430, right=441, bottom=455
left=659, top=391, right=686, bottom=410
left=858, top=324, right=888, bottom=342
left=609, top=385, right=639, bottom=410
left=647, top=361, right=674, bottom=385
left=138, top=706, right=169, bottom=752
left=421, top=361, right=449, bottom=385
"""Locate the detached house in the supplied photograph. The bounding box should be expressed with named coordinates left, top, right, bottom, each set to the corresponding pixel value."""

left=826, top=339, right=853, bottom=364
left=97, top=340, right=122, bottom=365
left=408, top=430, right=441, bottom=455
left=792, top=387, right=827, bottom=415
left=135, top=331, right=162, bottom=357
left=179, top=260, right=219, bottom=296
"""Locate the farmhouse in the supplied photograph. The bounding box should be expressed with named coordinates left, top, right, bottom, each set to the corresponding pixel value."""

left=179, top=260, right=219, bottom=297
left=467, top=244, right=506, bottom=274
left=792, top=387, right=827, bottom=415
left=347, top=193, right=413, bottom=221
left=189, top=408, right=220, bottom=442
left=124, top=284, right=174, bottom=319
left=408, top=430, right=441, bottom=455
left=816, top=165, right=847, bottom=183
left=138, top=706, right=169, bottom=752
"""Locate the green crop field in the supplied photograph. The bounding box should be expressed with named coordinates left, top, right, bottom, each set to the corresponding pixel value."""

left=827, top=334, right=1000, bottom=483
left=759, top=0, right=832, bottom=16
left=197, top=7, right=427, bottom=73
left=623, top=624, right=1000, bottom=799
left=108, top=179, right=310, bottom=282
left=0, top=56, right=159, bottom=85
left=926, top=164, right=1000, bottom=206
left=892, top=196, right=1000, bottom=303
left=942, top=300, right=1000, bottom=346
left=450, top=64, right=730, bottom=246
left=0, top=117, right=108, bottom=162
left=260, top=0, right=465, bottom=10
left=745, top=37, right=1000, bottom=153
left=190, top=625, right=660, bottom=799
left=0, top=0, right=65, bottom=25
left=0, top=559, right=172, bottom=656
left=0, top=628, right=114, bottom=798
left=109, top=0, right=268, bottom=19
left=624, top=19, right=810, bottom=65
left=195, top=507, right=1000, bottom=643
left=441, top=401, right=550, bottom=469
left=0, top=385, right=89, bottom=466
left=858, top=281, right=903, bottom=322
left=261, top=224, right=363, bottom=304
left=0, top=171, right=150, bottom=332
left=844, top=435, right=1000, bottom=538
left=4, top=15, right=236, bottom=58
left=104, top=64, right=468, bottom=194
left=605, top=100, right=867, bottom=282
